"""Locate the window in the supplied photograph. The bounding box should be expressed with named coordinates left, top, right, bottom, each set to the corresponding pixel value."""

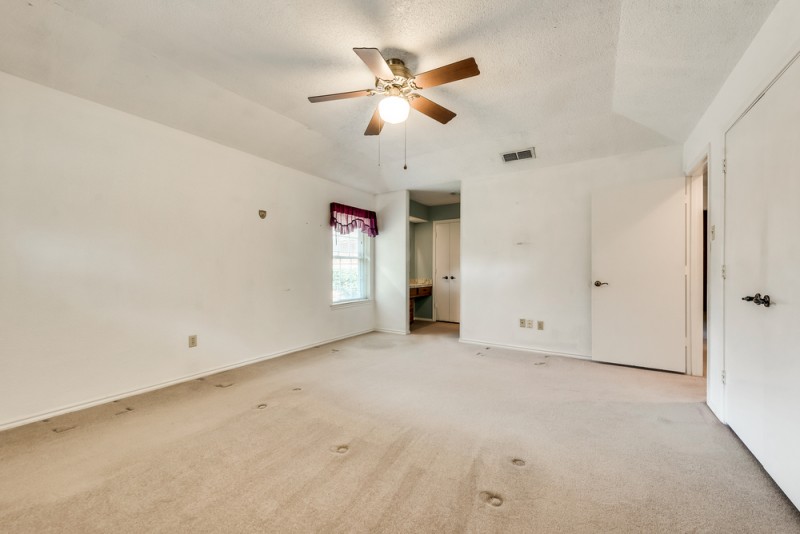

left=332, top=227, right=371, bottom=303
left=329, top=201, right=376, bottom=305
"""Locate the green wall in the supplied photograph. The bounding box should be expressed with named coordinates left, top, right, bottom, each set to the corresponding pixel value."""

left=429, top=203, right=460, bottom=221
left=409, top=200, right=430, bottom=221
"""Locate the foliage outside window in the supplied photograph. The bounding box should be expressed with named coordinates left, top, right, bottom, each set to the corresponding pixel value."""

left=332, top=228, right=371, bottom=303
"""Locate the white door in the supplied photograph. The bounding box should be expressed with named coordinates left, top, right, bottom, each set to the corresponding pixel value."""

left=434, top=222, right=451, bottom=321
left=724, top=54, right=800, bottom=508
left=591, top=178, right=686, bottom=372
left=450, top=222, right=461, bottom=323
left=434, top=221, right=460, bottom=323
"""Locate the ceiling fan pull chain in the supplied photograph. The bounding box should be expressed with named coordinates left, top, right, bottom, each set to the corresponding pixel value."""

left=378, top=116, right=382, bottom=167
left=404, top=120, right=408, bottom=170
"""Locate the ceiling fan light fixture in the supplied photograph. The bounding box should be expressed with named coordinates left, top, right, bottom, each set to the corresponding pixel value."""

left=379, top=95, right=410, bottom=124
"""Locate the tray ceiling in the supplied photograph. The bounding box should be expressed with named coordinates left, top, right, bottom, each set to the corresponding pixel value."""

left=0, top=0, right=779, bottom=193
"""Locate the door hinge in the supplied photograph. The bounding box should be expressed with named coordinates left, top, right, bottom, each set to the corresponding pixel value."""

left=722, top=265, right=727, bottom=279
left=721, top=370, right=726, bottom=385
left=722, top=158, right=727, bottom=174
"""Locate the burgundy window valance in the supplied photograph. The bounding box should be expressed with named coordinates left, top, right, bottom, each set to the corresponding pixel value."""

left=330, top=202, right=379, bottom=237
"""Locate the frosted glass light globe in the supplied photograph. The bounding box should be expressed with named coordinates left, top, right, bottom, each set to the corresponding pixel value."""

left=378, top=96, right=410, bottom=124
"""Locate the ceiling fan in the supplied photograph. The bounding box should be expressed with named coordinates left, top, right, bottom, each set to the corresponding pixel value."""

left=308, top=48, right=480, bottom=135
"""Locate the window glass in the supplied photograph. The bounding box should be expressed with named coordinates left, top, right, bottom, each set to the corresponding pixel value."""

left=332, top=228, right=370, bottom=303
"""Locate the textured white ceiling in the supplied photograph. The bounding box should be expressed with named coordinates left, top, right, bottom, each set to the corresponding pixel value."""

left=0, top=0, right=778, bottom=193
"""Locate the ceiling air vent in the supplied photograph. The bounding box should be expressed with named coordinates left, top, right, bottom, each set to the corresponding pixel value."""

left=501, top=147, right=536, bottom=163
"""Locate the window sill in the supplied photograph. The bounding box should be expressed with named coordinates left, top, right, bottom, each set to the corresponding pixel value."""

left=330, top=299, right=373, bottom=310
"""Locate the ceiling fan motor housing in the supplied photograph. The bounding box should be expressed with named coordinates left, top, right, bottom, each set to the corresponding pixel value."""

left=386, top=58, right=412, bottom=81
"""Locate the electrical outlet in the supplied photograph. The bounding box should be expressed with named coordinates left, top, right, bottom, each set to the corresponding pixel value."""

left=537, top=321, right=544, bottom=330
left=526, top=319, right=533, bottom=329
left=188, top=335, right=197, bottom=348
left=519, top=318, right=526, bottom=328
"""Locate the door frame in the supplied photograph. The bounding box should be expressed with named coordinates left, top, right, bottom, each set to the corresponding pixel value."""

left=432, top=218, right=460, bottom=322
left=686, top=156, right=708, bottom=378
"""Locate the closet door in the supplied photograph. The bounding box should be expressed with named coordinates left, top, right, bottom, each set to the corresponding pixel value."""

left=434, top=222, right=451, bottom=321
left=723, top=54, right=800, bottom=508
left=434, top=221, right=460, bottom=323
left=449, top=222, right=461, bottom=323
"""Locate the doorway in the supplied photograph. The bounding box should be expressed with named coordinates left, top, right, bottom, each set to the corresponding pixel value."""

left=407, top=191, right=461, bottom=334
left=688, top=160, right=709, bottom=378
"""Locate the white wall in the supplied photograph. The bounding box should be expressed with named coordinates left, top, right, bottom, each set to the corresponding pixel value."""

left=0, top=72, right=375, bottom=429
left=460, top=146, right=684, bottom=356
left=374, top=191, right=409, bottom=334
left=683, top=0, right=800, bottom=421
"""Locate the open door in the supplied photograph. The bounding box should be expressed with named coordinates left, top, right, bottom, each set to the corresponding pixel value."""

left=591, top=177, right=686, bottom=372
left=724, top=53, right=800, bottom=508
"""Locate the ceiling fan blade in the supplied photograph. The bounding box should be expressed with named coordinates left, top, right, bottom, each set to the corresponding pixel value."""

left=353, top=48, right=395, bottom=81
left=409, top=96, right=456, bottom=124
left=364, top=107, right=384, bottom=136
left=308, top=89, right=372, bottom=103
left=413, top=58, right=480, bottom=89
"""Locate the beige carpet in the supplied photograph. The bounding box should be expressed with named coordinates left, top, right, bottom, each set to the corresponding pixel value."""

left=1, top=322, right=798, bottom=533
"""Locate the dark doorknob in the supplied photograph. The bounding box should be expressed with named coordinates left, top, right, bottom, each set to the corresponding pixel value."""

left=594, top=281, right=608, bottom=287
left=449, top=276, right=456, bottom=280
left=442, top=276, right=448, bottom=280
left=743, top=293, right=771, bottom=307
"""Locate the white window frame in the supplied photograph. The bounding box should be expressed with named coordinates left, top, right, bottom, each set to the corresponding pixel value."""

left=331, top=227, right=373, bottom=306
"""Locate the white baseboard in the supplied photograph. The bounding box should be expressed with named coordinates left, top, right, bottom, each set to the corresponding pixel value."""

left=412, top=317, right=435, bottom=322
left=374, top=328, right=409, bottom=335
left=0, top=328, right=374, bottom=432
left=459, top=338, right=591, bottom=361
